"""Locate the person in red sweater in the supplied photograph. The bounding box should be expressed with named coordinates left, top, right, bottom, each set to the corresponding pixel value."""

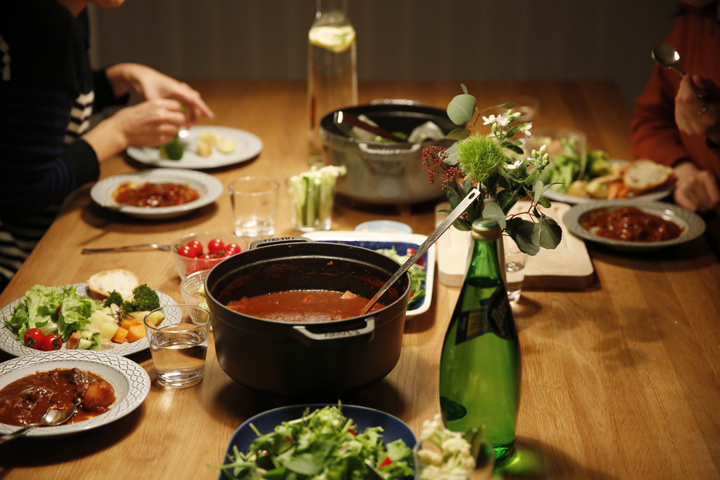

left=630, top=0, right=720, bottom=214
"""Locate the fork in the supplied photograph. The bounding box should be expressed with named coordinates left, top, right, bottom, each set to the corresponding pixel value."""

left=81, top=243, right=171, bottom=254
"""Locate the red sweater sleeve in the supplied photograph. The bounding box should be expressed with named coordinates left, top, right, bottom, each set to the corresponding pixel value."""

left=630, top=64, right=690, bottom=167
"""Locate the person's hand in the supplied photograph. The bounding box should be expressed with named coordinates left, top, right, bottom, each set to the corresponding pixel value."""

left=673, top=161, right=720, bottom=213
left=84, top=98, right=186, bottom=161
left=675, top=75, right=720, bottom=143
left=106, top=63, right=214, bottom=126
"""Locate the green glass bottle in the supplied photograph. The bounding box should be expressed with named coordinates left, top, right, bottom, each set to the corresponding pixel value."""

left=439, top=218, right=521, bottom=462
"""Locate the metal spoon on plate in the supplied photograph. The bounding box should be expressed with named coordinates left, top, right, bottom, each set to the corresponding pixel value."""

left=0, top=404, right=76, bottom=444
left=651, top=42, right=706, bottom=100
left=361, top=187, right=482, bottom=314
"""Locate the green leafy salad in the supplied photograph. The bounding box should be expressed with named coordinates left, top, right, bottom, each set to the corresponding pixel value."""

left=537, top=137, right=611, bottom=194
left=215, top=405, right=414, bottom=480
left=4, top=285, right=100, bottom=342
left=375, top=247, right=426, bottom=309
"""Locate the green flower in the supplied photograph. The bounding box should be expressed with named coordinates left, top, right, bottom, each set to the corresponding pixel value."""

left=456, top=134, right=507, bottom=185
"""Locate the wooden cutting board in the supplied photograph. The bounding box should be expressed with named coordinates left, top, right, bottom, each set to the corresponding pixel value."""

left=435, top=201, right=594, bottom=289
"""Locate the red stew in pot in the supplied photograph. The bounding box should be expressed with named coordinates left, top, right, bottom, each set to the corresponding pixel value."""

left=581, top=206, right=684, bottom=242
left=226, top=290, right=385, bottom=323
left=0, top=368, right=116, bottom=426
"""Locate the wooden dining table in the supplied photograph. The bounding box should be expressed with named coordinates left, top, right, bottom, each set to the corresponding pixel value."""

left=0, top=80, right=719, bottom=480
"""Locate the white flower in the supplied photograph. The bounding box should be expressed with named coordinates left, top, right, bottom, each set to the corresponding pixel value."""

left=524, top=123, right=532, bottom=137
left=482, top=115, right=497, bottom=125
left=496, top=112, right=511, bottom=127
left=506, top=158, right=524, bottom=170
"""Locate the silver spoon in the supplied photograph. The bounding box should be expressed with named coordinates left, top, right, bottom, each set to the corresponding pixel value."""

left=361, top=187, right=481, bottom=314
left=651, top=42, right=705, bottom=99
left=0, top=405, right=76, bottom=444
left=82, top=243, right=171, bottom=253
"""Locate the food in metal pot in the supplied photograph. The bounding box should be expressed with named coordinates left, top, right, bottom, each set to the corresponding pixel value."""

left=226, top=289, right=385, bottom=322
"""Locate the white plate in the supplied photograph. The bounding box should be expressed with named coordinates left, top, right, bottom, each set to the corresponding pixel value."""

left=302, top=231, right=435, bottom=318
left=543, top=159, right=673, bottom=205
left=0, top=351, right=150, bottom=438
left=0, top=284, right=179, bottom=357
left=90, top=169, right=223, bottom=220
left=127, top=126, right=263, bottom=170
left=563, top=200, right=706, bottom=252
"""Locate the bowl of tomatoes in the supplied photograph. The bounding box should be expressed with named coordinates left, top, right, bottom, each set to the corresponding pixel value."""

left=172, top=232, right=248, bottom=279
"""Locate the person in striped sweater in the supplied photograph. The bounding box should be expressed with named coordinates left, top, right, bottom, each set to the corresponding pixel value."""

left=0, top=0, right=214, bottom=292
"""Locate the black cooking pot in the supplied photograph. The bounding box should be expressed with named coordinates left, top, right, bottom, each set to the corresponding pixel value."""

left=204, top=237, right=411, bottom=398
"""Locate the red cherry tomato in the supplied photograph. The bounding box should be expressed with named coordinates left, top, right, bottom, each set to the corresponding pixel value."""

left=208, top=238, right=225, bottom=254
left=40, top=334, right=62, bottom=351
left=177, top=245, right=196, bottom=258
left=186, top=240, right=203, bottom=256
left=199, top=253, right=214, bottom=260
left=406, top=247, right=416, bottom=256
left=223, top=243, right=242, bottom=257
left=23, top=328, right=45, bottom=349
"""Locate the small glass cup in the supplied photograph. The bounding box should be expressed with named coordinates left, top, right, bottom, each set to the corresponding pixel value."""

left=413, top=439, right=495, bottom=480
left=180, top=270, right=209, bottom=309
left=228, top=177, right=279, bottom=238
left=286, top=175, right=337, bottom=232
left=144, top=304, right=211, bottom=388
left=503, top=238, right=528, bottom=304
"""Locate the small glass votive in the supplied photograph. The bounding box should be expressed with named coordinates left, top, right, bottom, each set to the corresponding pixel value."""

left=503, top=238, right=528, bottom=304
left=286, top=175, right=337, bottom=232
left=228, top=177, right=279, bottom=238
left=414, top=439, right=495, bottom=480
left=144, top=304, right=211, bottom=388
left=180, top=270, right=209, bottom=309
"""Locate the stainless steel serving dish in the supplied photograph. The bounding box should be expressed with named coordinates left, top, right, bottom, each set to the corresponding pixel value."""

left=319, top=101, right=457, bottom=205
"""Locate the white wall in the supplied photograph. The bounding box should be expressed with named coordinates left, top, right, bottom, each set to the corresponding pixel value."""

left=90, top=0, right=681, bottom=107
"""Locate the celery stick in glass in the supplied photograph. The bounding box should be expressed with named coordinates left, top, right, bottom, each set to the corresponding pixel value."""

left=287, top=165, right=346, bottom=232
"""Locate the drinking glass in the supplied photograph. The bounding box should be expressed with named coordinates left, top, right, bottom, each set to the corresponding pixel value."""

left=228, top=177, right=279, bottom=237
left=144, top=304, right=211, bottom=388
left=504, top=237, right=527, bottom=303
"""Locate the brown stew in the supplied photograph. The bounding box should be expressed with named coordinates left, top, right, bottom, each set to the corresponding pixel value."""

left=226, top=290, right=385, bottom=323
left=113, top=182, right=200, bottom=207
left=581, top=206, right=684, bottom=242
left=0, top=368, right=116, bottom=426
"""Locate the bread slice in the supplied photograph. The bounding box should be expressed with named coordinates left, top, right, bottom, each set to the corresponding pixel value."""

left=88, top=269, right=140, bottom=300
left=623, top=160, right=674, bottom=193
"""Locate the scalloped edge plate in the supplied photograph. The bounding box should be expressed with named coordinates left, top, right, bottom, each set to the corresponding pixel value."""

left=0, top=350, right=150, bottom=437
left=90, top=169, right=223, bottom=220
left=563, top=200, right=706, bottom=252
left=0, top=284, right=178, bottom=357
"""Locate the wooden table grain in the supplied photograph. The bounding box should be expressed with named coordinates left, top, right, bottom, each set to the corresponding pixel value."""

left=1, top=80, right=719, bottom=480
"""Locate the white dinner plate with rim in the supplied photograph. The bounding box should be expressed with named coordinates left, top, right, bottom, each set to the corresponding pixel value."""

left=126, top=125, right=263, bottom=170
left=563, top=200, right=706, bottom=252
left=543, top=159, right=674, bottom=205
left=90, top=168, right=223, bottom=220
left=0, top=351, right=150, bottom=438
left=0, top=284, right=179, bottom=357
left=301, top=231, right=435, bottom=318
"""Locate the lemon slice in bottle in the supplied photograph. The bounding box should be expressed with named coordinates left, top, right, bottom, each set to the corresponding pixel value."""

left=309, top=25, right=356, bottom=53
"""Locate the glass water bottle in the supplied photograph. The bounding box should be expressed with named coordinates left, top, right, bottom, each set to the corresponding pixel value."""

left=439, top=218, right=522, bottom=462
left=307, top=0, right=357, bottom=157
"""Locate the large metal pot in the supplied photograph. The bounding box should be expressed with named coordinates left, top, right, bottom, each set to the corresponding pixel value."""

left=204, top=238, right=411, bottom=398
left=320, top=101, right=457, bottom=204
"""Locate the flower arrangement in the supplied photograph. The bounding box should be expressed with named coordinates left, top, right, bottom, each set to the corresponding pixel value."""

left=422, top=85, right=562, bottom=255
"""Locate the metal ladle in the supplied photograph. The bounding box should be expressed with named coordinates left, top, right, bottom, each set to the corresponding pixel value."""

left=651, top=42, right=705, bottom=99
left=361, top=187, right=481, bottom=314
left=0, top=404, right=76, bottom=444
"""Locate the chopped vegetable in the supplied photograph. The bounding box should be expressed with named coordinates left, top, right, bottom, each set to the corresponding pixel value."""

left=375, top=247, right=426, bottom=309
left=287, top=165, right=346, bottom=230
left=159, top=135, right=184, bottom=160
left=4, top=285, right=99, bottom=343
left=537, top=136, right=611, bottom=194
left=213, top=405, right=414, bottom=480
